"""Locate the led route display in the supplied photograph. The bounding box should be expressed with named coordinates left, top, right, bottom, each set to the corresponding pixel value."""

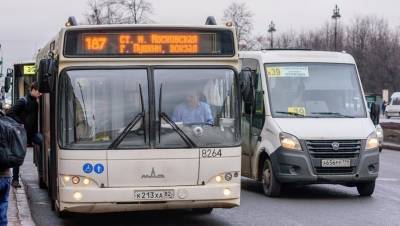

left=64, top=29, right=235, bottom=57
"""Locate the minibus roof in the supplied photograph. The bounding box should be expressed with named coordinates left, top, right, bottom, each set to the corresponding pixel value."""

left=239, top=50, right=356, bottom=64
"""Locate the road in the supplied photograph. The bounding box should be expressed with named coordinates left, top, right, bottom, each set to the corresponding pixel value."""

left=20, top=149, right=400, bottom=226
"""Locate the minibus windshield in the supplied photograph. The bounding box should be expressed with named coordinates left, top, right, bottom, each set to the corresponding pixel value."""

left=265, top=63, right=367, bottom=118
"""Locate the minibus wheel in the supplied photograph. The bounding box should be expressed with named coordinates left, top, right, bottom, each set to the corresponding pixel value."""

left=261, top=158, right=281, bottom=197
left=356, top=180, right=375, bottom=196
left=192, top=208, right=213, bottom=214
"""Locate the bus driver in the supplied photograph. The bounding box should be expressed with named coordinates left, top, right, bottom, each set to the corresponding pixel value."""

left=172, top=91, right=214, bottom=125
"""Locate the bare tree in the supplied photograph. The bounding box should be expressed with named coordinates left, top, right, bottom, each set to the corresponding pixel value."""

left=118, top=0, right=154, bottom=24
left=222, top=2, right=253, bottom=49
left=84, top=0, right=154, bottom=25
left=84, top=0, right=124, bottom=24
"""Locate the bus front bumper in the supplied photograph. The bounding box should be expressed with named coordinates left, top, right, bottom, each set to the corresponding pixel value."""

left=59, top=184, right=240, bottom=213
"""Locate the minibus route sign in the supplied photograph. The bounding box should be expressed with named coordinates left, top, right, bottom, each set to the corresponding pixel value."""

left=64, top=29, right=235, bottom=57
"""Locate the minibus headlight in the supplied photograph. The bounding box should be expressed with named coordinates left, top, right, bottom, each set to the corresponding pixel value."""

left=376, top=125, right=383, bottom=140
left=366, top=132, right=379, bottom=150
left=280, top=133, right=302, bottom=151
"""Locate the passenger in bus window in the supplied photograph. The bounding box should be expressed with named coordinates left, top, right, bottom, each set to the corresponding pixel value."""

left=172, top=91, right=214, bottom=125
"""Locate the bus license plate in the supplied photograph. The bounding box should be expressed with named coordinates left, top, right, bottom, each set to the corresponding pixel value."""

left=321, top=159, right=351, bottom=167
left=134, top=190, right=174, bottom=200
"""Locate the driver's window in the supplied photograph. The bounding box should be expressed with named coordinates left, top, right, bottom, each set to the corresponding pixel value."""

left=154, top=69, right=238, bottom=148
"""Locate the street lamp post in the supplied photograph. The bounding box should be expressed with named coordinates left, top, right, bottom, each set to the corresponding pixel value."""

left=268, top=21, right=276, bottom=49
left=0, top=44, right=3, bottom=77
left=331, top=5, right=341, bottom=51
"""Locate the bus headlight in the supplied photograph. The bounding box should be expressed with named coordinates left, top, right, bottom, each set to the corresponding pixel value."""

left=215, top=176, right=222, bottom=183
left=223, top=188, right=231, bottom=196
left=72, top=176, right=80, bottom=184
left=280, top=133, right=302, bottom=151
left=62, top=176, right=94, bottom=186
left=73, top=192, right=83, bottom=201
left=366, top=132, right=379, bottom=150
left=83, top=178, right=90, bottom=185
left=63, top=176, right=71, bottom=183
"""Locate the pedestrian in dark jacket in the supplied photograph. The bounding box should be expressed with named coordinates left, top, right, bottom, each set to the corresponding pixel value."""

left=0, top=168, right=11, bottom=226
left=0, top=109, right=11, bottom=226
left=7, top=82, right=42, bottom=188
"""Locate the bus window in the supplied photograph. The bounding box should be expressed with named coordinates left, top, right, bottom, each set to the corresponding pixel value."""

left=154, top=69, right=239, bottom=148
left=59, top=69, right=148, bottom=149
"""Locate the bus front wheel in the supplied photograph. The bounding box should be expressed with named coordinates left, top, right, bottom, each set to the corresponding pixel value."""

left=261, top=158, right=282, bottom=197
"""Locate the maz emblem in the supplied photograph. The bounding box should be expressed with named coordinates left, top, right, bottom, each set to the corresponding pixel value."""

left=141, top=167, right=165, bottom=179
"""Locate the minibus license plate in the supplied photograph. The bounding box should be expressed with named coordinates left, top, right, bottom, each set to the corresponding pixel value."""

left=321, top=159, right=351, bottom=167
left=134, top=190, right=174, bottom=200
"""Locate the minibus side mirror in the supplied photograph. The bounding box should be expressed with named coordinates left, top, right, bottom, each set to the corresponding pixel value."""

left=240, top=69, right=255, bottom=103
left=38, top=59, right=55, bottom=93
left=4, top=77, right=11, bottom=93
left=370, top=102, right=380, bottom=125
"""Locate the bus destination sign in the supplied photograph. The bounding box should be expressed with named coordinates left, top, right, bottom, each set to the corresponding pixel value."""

left=64, top=29, right=235, bottom=57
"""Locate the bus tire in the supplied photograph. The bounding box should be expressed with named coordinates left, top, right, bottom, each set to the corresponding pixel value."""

left=192, top=208, right=213, bottom=214
left=54, top=200, right=68, bottom=218
left=356, top=181, right=375, bottom=196
left=261, top=158, right=281, bottom=197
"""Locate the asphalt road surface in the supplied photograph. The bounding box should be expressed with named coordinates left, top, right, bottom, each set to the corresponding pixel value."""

left=20, top=149, right=400, bottom=226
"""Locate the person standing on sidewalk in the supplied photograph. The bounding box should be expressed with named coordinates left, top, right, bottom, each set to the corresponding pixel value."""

left=0, top=167, right=11, bottom=226
left=7, top=82, right=42, bottom=188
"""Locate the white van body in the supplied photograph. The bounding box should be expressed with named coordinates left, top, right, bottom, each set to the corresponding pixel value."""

left=239, top=50, right=380, bottom=197
left=385, top=92, right=400, bottom=118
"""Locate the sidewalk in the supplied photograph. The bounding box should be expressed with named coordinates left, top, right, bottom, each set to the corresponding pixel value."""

left=7, top=181, right=35, bottom=226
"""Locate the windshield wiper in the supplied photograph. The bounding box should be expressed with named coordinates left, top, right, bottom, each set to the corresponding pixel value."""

left=158, top=83, right=197, bottom=148
left=311, top=112, right=355, bottom=118
left=77, top=81, right=89, bottom=123
left=108, top=84, right=146, bottom=149
left=275, top=111, right=305, bottom=117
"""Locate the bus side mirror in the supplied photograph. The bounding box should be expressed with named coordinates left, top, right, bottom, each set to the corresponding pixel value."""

left=4, top=77, right=11, bottom=93
left=240, top=69, right=255, bottom=103
left=38, top=59, right=55, bottom=93
left=370, top=102, right=380, bottom=125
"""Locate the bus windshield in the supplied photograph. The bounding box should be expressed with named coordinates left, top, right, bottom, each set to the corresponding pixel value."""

left=155, top=69, right=239, bottom=148
left=59, top=68, right=239, bottom=149
left=265, top=63, right=367, bottom=118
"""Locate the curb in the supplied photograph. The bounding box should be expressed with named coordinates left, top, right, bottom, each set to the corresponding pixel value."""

left=382, top=143, right=400, bottom=151
left=15, top=180, right=36, bottom=226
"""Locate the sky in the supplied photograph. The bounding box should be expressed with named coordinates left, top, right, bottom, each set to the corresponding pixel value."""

left=1, top=0, right=400, bottom=72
